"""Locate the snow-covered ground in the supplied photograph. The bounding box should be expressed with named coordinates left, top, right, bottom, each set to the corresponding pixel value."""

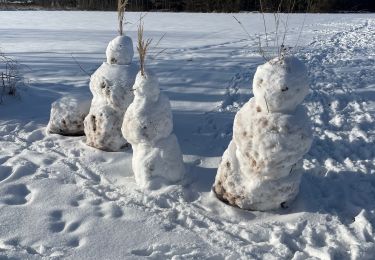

left=0, top=11, right=375, bottom=259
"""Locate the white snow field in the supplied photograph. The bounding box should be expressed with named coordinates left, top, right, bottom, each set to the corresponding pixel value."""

left=0, top=11, right=375, bottom=259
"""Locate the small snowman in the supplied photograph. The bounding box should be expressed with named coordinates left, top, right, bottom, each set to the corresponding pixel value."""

left=213, top=56, right=313, bottom=211
left=122, top=23, right=185, bottom=189
left=84, top=1, right=137, bottom=151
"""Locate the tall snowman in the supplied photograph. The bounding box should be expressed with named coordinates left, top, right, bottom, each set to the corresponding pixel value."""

left=84, top=0, right=137, bottom=151
left=213, top=56, right=313, bottom=211
left=122, top=23, right=185, bottom=190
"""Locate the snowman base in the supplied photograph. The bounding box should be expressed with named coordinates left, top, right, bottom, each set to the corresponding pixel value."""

left=213, top=141, right=303, bottom=211
left=213, top=172, right=302, bottom=211
left=132, top=134, right=185, bottom=190
left=47, top=96, right=91, bottom=136
left=84, top=105, right=127, bottom=152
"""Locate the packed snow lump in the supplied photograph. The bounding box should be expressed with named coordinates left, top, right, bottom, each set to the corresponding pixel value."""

left=122, top=71, right=185, bottom=190
left=213, top=56, right=313, bottom=211
left=47, top=96, right=91, bottom=136
left=84, top=35, right=137, bottom=151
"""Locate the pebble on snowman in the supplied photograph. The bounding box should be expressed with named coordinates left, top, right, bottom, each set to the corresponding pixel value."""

left=213, top=55, right=313, bottom=211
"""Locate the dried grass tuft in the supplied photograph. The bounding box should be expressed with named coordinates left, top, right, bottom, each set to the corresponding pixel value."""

left=0, top=49, right=24, bottom=103
left=137, top=21, right=152, bottom=77
left=256, top=0, right=311, bottom=61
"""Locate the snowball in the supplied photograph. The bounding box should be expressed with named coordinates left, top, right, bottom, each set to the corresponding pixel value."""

left=47, top=96, right=91, bottom=136
left=106, top=36, right=134, bottom=65
left=214, top=140, right=304, bottom=211
left=84, top=104, right=126, bottom=152
left=213, top=56, right=313, bottom=211
left=123, top=71, right=185, bottom=189
left=253, top=56, right=309, bottom=113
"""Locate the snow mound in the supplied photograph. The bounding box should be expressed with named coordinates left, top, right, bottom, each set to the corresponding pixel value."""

left=85, top=36, right=137, bottom=151
left=214, top=56, right=313, bottom=211
left=122, top=71, right=185, bottom=189
left=106, top=36, right=134, bottom=65
left=47, top=96, right=91, bottom=136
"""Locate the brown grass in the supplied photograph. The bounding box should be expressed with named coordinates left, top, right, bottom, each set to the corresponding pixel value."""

left=137, top=21, right=152, bottom=77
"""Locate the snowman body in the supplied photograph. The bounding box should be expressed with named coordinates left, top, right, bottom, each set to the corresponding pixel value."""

left=213, top=56, right=313, bottom=211
left=122, top=71, right=185, bottom=189
left=84, top=35, right=137, bottom=151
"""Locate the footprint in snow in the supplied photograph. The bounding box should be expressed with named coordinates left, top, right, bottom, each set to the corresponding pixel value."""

left=48, top=210, right=65, bottom=233
left=0, top=184, right=32, bottom=205
left=7, top=161, right=38, bottom=181
left=69, top=193, right=85, bottom=207
left=70, top=195, right=124, bottom=219
left=0, top=165, right=12, bottom=182
left=93, top=201, right=124, bottom=219
left=131, top=243, right=220, bottom=259
left=47, top=210, right=83, bottom=234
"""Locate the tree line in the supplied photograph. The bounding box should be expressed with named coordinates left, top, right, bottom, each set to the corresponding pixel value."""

left=3, top=0, right=375, bottom=12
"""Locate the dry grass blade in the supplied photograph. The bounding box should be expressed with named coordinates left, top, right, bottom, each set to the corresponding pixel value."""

left=149, top=32, right=167, bottom=60
left=294, top=0, right=313, bottom=50
left=137, top=21, right=152, bottom=77
left=233, top=15, right=268, bottom=62
left=259, top=0, right=269, bottom=47
left=71, top=53, right=90, bottom=77
left=280, top=0, right=296, bottom=56
left=233, top=16, right=252, bottom=40
left=118, top=0, right=128, bottom=36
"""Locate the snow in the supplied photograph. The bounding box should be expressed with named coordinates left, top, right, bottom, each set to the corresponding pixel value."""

left=47, top=95, right=91, bottom=136
left=0, top=11, right=375, bottom=259
left=122, top=71, right=185, bottom=189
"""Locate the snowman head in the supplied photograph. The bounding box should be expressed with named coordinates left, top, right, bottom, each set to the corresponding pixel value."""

left=106, top=35, right=134, bottom=65
left=133, top=70, right=160, bottom=102
left=252, top=56, right=309, bottom=113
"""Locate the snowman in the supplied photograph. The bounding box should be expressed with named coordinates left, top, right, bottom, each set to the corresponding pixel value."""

left=213, top=56, right=313, bottom=211
left=84, top=35, right=137, bottom=151
left=122, top=70, right=185, bottom=189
